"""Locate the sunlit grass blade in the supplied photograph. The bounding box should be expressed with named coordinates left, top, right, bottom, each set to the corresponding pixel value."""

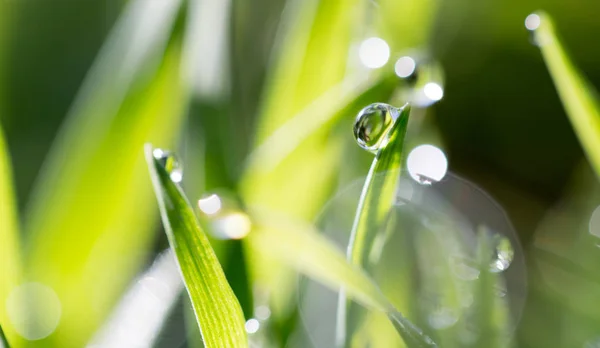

left=145, top=145, right=247, bottom=348
left=87, top=250, right=183, bottom=348
left=531, top=12, right=600, bottom=177
left=23, top=0, right=188, bottom=345
left=337, top=104, right=411, bottom=344
left=247, top=209, right=436, bottom=347
left=0, top=127, right=21, bottom=346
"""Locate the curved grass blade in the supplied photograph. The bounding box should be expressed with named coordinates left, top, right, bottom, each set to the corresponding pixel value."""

left=0, top=127, right=21, bottom=346
left=337, top=104, right=411, bottom=345
left=23, top=0, right=188, bottom=344
left=531, top=12, right=600, bottom=177
left=145, top=145, right=247, bottom=348
left=247, top=209, right=436, bottom=347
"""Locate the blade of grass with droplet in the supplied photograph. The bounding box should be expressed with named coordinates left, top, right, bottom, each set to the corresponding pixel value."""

left=145, top=144, right=247, bottom=348
left=23, top=0, right=188, bottom=345
left=533, top=12, right=600, bottom=178
left=337, top=105, right=411, bottom=344
left=0, top=127, right=21, bottom=346
left=247, top=209, right=436, bottom=347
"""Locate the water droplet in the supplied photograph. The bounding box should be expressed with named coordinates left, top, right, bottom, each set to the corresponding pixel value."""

left=394, top=56, right=417, bottom=78
left=489, top=234, right=514, bottom=273
left=358, top=37, right=390, bottom=69
left=353, top=103, right=400, bottom=153
left=407, top=144, right=448, bottom=185
left=245, top=318, right=260, bottom=334
left=6, top=283, right=62, bottom=340
left=152, top=148, right=183, bottom=183
left=198, top=192, right=252, bottom=240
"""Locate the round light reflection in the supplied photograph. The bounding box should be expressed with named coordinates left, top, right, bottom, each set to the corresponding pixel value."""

left=394, top=56, right=416, bottom=78
left=6, top=283, right=62, bottom=340
left=525, top=13, right=541, bottom=31
left=198, top=194, right=222, bottom=215
left=358, top=37, right=390, bottom=69
left=245, top=318, right=260, bottom=334
left=589, top=205, right=600, bottom=238
left=407, top=144, right=448, bottom=185
left=423, top=82, right=444, bottom=102
left=213, top=212, right=252, bottom=239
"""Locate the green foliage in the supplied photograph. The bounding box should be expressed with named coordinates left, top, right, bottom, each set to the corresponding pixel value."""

left=146, top=145, right=248, bottom=348
left=533, top=12, right=600, bottom=177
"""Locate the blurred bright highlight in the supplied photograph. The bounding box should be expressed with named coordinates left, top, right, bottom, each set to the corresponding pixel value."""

left=407, top=144, right=448, bottom=184
left=358, top=37, right=390, bottom=69
left=6, top=283, right=62, bottom=340
left=198, top=194, right=223, bottom=215
left=394, top=56, right=416, bottom=78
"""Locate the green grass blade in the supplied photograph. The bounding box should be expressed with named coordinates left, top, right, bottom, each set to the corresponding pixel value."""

left=145, top=145, right=248, bottom=348
left=0, top=324, right=9, bottom=348
left=338, top=104, right=411, bottom=345
left=0, top=127, right=21, bottom=346
left=532, top=12, right=600, bottom=177
left=23, top=0, right=188, bottom=345
left=247, top=209, right=436, bottom=347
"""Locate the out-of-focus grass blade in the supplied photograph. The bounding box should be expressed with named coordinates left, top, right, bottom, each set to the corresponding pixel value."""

left=23, top=0, right=188, bottom=345
left=145, top=145, right=247, bottom=348
left=0, top=127, right=21, bottom=346
left=338, top=105, right=411, bottom=344
left=0, top=324, right=9, bottom=348
left=247, top=209, right=436, bottom=347
left=532, top=12, right=600, bottom=177
left=241, top=0, right=370, bottom=331
left=245, top=75, right=395, bottom=174
left=86, top=250, right=183, bottom=348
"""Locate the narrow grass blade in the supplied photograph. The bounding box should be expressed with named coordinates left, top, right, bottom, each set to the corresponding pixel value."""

left=0, top=127, right=21, bottom=346
left=532, top=12, right=600, bottom=177
left=87, top=250, right=183, bottom=348
left=24, top=0, right=188, bottom=344
left=0, top=324, right=9, bottom=348
left=338, top=104, right=411, bottom=345
left=145, top=145, right=248, bottom=348
left=247, top=209, right=436, bottom=347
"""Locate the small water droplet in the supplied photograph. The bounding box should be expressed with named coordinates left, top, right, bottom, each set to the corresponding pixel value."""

left=395, top=54, right=444, bottom=107
left=524, top=13, right=541, bottom=31
left=353, top=103, right=400, bottom=153
left=394, top=56, right=417, bottom=79
left=153, top=148, right=183, bottom=183
left=489, top=234, right=514, bottom=273
left=198, top=192, right=252, bottom=240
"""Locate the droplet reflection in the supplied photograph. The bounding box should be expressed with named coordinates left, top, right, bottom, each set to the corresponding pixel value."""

left=423, top=82, right=444, bottom=102
left=212, top=212, right=252, bottom=240
left=407, top=144, right=448, bottom=185
left=489, top=234, right=514, bottom=273
left=198, top=192, right=253, bottom=240
left=358, top=37, right=390, bottom=69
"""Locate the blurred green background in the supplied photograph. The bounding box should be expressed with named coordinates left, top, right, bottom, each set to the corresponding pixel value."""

left=2, top=0, right=600, bottom=347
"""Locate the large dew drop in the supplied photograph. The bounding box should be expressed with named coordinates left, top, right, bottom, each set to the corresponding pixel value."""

left=152, top=148, right=183, bottom=183
left=353, top=103, right=400, bottom=153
